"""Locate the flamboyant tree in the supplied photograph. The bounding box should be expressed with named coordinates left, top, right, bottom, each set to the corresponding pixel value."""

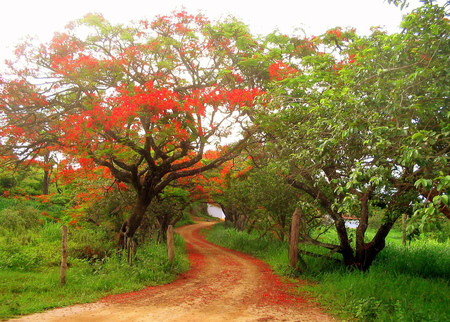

left=0, top=11, right=265, bottom=243
left=256, top=1, right=449, bottom=270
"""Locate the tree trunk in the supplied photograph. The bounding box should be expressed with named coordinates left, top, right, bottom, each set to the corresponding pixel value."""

left=171, top=213, right=184, bottom=228
left=43, top=170, right=50, bottom=195
left=355, top=190, right=371, bottom=261
left=119, top=192, right=153, bottom=249
left=355, top=221, right=395, bottom=271
left=334, top=217, right=356, bottom=267
left=156, top=213, right=171, bottom=243
left=43, top=152, right=51, bottom=195
left=246, top=218, right=256, bottom=234
left=235, top=214, right=246, bottom=231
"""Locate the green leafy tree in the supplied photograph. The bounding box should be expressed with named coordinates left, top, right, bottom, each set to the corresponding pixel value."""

left=257, top=1, right=449, bottom=270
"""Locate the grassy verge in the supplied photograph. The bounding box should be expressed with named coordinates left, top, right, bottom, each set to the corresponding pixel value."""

left=206, top=223, right=450, bottom=321
left=0, top=224, right=189, bottom=320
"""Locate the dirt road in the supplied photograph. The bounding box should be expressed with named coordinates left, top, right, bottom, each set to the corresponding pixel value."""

left=10, top=221, right=336, bottom=321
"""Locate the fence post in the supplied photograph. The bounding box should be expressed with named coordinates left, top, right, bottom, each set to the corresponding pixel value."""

left=167, top=225, right=175, bottom=263
left=402, top=213, right=407, bottom=246
left=289, top=208, right=301, bottom=268
left=289, top=208, right=307, bottom=272
left=60, top=225, right=68, bottom=286
left=127, top=238, right=133, bottom=265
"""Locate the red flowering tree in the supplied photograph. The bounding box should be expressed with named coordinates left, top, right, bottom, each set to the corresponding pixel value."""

left=0, top=11, right=264, bottom=244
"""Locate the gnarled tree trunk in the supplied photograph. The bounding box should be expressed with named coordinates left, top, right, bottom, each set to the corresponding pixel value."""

left=119, top=192, right=154, bottom=250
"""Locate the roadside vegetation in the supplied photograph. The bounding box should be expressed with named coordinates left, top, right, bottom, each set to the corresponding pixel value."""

left=0, top=197, right=190, bottom=320
left=206, top=222, right=450, bottom=321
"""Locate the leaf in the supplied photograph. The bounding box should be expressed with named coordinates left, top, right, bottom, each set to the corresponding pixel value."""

left=430, top=24, right=439, bottom=35
left=432, top=195, right=442, bottom=206
left=414, top=178, right=432, bottom=189
left=411, top=132, right=424, bottom=141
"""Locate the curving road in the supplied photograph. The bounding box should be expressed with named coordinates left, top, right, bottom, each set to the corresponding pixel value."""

left=10, top=221, right=336, bottom=321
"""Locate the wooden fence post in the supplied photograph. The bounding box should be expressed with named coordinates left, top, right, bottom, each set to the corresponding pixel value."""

left=127, top=238, right=134, bottom=266
left=289, top=208, right=301, bottom=269
left=402, top=213, right=407, bottom=246
left=167, top=225, right=175, bottom=263
left=289, top=208, right=307, bottom=272
left=60, top=225, right=68, bottom=286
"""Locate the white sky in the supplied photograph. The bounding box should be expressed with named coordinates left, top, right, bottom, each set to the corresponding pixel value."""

left=0, top=0, right=444, bottom=67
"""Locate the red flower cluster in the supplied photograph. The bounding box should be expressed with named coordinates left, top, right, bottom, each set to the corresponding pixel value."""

left=268, top=61, right=299, bottom=81
left=327, top=27, right=342, bottom=38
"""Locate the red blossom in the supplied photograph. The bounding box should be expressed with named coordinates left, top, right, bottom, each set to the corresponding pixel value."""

left=268, top=61, right=300, bottom=81
left=327, top=27, right=342, bottom=38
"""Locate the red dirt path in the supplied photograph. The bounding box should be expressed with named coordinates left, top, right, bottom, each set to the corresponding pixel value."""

left=10, top=221, right=336, bottom=321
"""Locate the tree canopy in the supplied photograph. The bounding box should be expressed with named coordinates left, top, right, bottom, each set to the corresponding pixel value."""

left=251, top=1, right=449, bottom=269
left=0, top=11, right=265, bottom=240
left=0, top=2, right=448, bottom=270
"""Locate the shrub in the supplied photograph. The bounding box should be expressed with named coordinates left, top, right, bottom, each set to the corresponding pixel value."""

left=0, top=208, right=40, bottom=232
left=0, top=247, right=43, bottom=271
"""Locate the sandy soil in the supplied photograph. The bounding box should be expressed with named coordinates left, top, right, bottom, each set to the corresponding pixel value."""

left=9, top=221, right=336, bottom=321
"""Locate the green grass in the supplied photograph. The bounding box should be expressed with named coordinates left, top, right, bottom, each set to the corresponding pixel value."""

left=174, top=212, right=196, bottom=227
left=0, top=223, right=189, bottom=320
left=206, top=223, right=450, bottom=321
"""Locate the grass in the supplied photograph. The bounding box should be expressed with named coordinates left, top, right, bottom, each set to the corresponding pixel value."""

left=206, top=223, right=450, bottom=321
left=0, top=220, right=190, bottom=320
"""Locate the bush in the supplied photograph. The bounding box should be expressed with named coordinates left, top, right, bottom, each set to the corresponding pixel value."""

left=0, top=208, right=40, bottom=232
left=0, top=246, right=43, bottom=271
left=67, top=225, right=115, bottom=261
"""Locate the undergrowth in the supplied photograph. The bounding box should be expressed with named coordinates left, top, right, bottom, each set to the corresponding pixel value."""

left=0, top=230, right=189, bottom=320
left=206, top=222, right=450, bottom=321
left=0, top=198, right=190, bottom=320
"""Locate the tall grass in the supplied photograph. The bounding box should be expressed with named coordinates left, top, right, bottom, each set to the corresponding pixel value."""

left=375, top=240, right=450, bottom=279
left=0, top=222, right=189, bottom=320
left=206, top=223, right=450, bottom=321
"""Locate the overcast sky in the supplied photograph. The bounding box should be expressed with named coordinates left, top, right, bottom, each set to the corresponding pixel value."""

left=0, top=0, right=444, bottom=67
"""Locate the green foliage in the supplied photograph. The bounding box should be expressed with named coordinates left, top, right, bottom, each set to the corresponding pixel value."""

left=0, top=208, right=40, bottom=232
left=0, top=246, right=43, bottom=271
left=0, top=197, right=65, bottom=235
left=0, top=196, right=190, bottom=319
left=174, top=211, right=196, bottom=227
left=0, top=1, right=449, bottom=319
left=243, top=0, right=450, bottom=271
left=68, top=224, right=115, bottom=260
left=216, top=163, right=304, bottom=238
left=0, top=166, right=47, bottom=196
